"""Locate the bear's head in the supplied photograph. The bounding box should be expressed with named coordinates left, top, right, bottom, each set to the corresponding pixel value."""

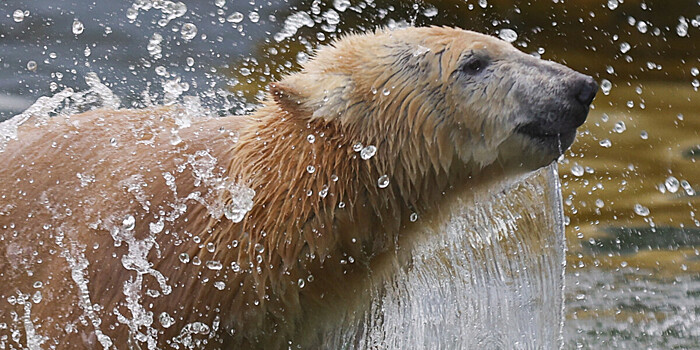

left=269, top=26, right=596, bottom=176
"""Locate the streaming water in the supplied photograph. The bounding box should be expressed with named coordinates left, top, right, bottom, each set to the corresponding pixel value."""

left=323, top=164, right=566, bottom=349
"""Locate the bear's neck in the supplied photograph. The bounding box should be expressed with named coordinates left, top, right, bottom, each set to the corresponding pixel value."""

left=225, top=102, right=475, bottom=273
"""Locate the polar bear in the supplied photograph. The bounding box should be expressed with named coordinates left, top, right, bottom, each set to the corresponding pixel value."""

left=0, top=26, right=596, bottom=349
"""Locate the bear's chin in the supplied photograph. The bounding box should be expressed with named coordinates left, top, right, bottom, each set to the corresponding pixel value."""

left=496, top=130, right=577, bottom=172
left=524, top=129, right=577, bottom=158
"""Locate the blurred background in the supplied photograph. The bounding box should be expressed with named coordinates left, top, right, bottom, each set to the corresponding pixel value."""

left=1, top=0, right=699, bottom=348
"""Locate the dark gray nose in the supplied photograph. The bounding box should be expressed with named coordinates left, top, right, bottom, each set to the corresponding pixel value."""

left=575, top=76, right=599, bottom=106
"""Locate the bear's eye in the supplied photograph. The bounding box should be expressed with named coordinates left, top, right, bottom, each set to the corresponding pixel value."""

left=461, top=57, right=487, bottom=75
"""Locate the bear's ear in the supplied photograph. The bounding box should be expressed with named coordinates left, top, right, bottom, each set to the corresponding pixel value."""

left=270, top=72, right=355, bottom=120
left=269, top=79, right=310, bottom=116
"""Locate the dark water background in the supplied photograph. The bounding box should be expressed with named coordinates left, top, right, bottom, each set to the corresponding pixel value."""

left=1, top=0, right=699, bottom=348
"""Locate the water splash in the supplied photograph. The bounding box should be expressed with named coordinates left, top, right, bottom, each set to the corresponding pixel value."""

left=0, top=72, right=120, bottom=153
left=322, top=164, right=566, bottom=349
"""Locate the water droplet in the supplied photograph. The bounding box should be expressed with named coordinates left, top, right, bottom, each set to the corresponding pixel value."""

left=691, top=67, right=699, bottom=77
left=149, top=220, right=164, bottom=234
left=206, top=242, right=216, bottom=253
left=640, top=130, right=648, bottom=139
left=306, top=165, right=316, bottom=174
left=215, top=0, right=226, bottom=7
left=613, top=121, right=626, bottom=133
left=214, top=281, right=226, bottom=290
left=634, top=204, right=650, bottom=216
left=423, top=6, right=438, bottom=17
left=665, top=176, right=680, bottom=193
left=607, top=0, right=618, bottom=10
left=307, top=134, right=316, bottom=143
left=636, top=21, right=648, bottom=33
left=191, top=322, right=209, bottom=334
left=599, top=139, right=612, bottom=148
left=206, top=261, right=223, bottom=270
left=223, top=186, right=255, bottom=223
left=254, top=243, right=265, bottom=253
left=181, top=23, right=197, bottom=40
left=595, top=199, right=605, bottom=208
left=620, top=42, right=631, bottom=54
left=319, top=186, right=329, bottom=198
left=676, top=18, right=689, bottom=37
left=600, top=79, right=612, bottom=95
left=360, top=145, right=377, bottom=160
left=333, top=0, right=351, bottom=12
left=179, top=253, right=190, bottom=263
left=498, top=29, right=518, bottom=43
left=230, top=261, right=241, bottom=272
left=13, top=9, right=25, bottom=22
left=323, top=9, right=340, bottom=25
left=352, top=142, right=363, bottom=152
left=33, top=281, right=43, bottom=289
left=479, top=0, right=488, bottom=9
left=571, top=164, right=585, bottom=177
left=186, top=57, right=195, bottom=67
left=410, top=213, right=418, bottom=222
left=377, top=175, right=390, bottom=189
left=72, top=20, right=84, bottom=35
left=32, top=291, right=42, bottom=304
left=338, top=201, right=346, bottom=208
left=169, top=130, right=183, bottom=145
left=122, top=215, right=135, bottom=230
left=26, top=61, right=37, bottom=72
left=298, top=278, right=305, bottom=288
left=227, top=12, right=244, bottom=23
left=248, top=11, right=260, bottom=23
left=159, top=312, right=174, bottom=328
left=681, top=180, right=696, bottom=196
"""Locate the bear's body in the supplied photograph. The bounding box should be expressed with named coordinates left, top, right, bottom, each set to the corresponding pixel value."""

left=0, top=27, right=595, bottom=349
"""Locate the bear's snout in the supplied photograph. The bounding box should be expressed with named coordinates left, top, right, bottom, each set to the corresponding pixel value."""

left=571, top=74, right=598, bottom=127
left=512, top=68, right=598, bottom=161
left=575, top=76, right=598, bottom=107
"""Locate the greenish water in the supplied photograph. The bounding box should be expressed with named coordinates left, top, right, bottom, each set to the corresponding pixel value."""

left=562, top=82, right=700, bottom=348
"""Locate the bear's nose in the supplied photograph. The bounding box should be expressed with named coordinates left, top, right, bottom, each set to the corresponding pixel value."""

left=575, top=76, right=599, bottom=106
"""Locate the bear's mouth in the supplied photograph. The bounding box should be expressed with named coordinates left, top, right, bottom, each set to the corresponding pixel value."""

left=515, top=123, right=578, bottom=155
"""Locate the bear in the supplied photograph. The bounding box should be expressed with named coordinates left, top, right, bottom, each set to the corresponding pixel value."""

left=0, top=26, right=596, bottom=349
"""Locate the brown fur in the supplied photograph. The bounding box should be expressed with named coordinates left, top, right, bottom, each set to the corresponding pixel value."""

left=0, top=26, right=588, bottom=349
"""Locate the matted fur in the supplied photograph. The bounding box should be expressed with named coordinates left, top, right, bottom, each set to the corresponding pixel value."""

left=0, top=26, right=590, bottom=348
